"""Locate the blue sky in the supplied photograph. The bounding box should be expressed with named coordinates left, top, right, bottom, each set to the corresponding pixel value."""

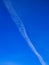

left=0, top=0, right=49, bottom=65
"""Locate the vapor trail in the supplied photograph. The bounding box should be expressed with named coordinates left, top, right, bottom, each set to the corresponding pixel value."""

left=3, top=0, right=46, bottom=65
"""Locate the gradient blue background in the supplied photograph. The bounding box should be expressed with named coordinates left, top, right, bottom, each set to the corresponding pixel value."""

left=0, top=0, right=49, bottom=65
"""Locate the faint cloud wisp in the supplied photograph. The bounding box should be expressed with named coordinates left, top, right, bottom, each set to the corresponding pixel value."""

left=3, top=0, right=46, bottom=65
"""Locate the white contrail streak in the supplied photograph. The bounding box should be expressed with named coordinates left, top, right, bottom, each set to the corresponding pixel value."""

left=3, top=0, right=46, bottom=65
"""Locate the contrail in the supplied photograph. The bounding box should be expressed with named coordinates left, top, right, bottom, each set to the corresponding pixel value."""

left=3, top=0, right=46, bottom=65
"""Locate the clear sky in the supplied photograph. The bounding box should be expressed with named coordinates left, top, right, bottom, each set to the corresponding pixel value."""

left=0, top=0, right=49, bottom=65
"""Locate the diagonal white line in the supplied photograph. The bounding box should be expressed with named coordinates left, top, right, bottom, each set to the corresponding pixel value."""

left=3, top=0, right=46, bottom=65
